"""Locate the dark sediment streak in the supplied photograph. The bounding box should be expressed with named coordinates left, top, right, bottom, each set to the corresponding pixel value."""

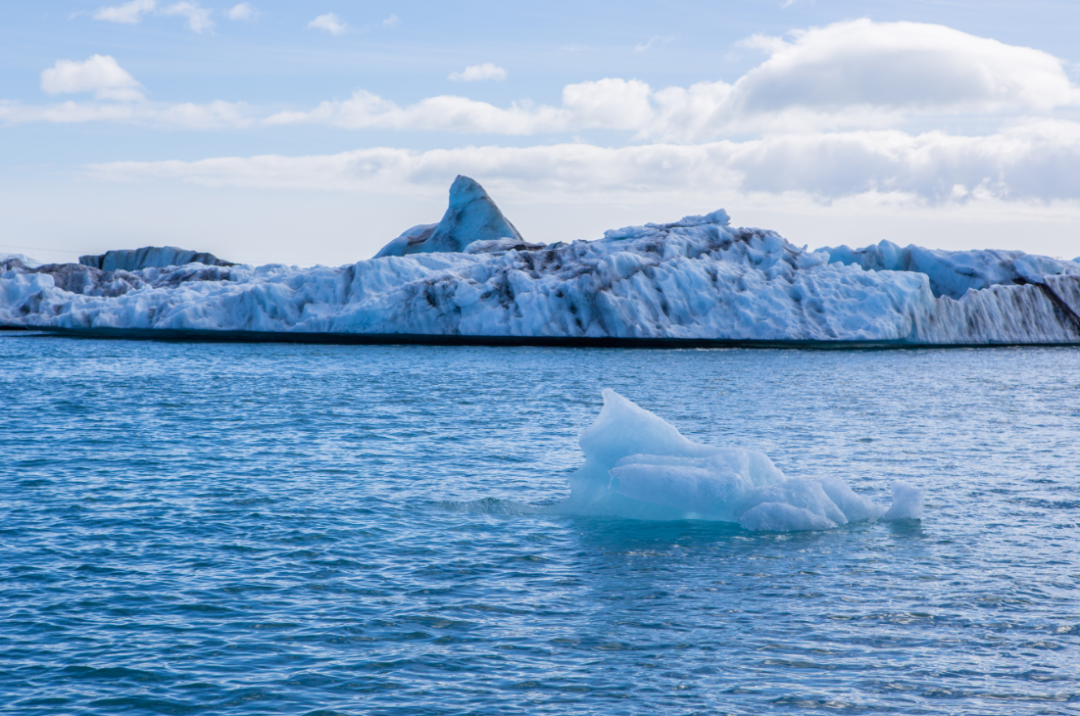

left=15, top=325, right=1080, bottom=350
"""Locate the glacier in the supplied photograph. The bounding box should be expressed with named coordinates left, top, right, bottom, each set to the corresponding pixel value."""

left=558, top=389, right=922, bottom=530
left=2, top=175, right=1080, bottom=345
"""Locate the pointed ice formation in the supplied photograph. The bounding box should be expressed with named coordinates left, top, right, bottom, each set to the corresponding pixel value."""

left=374, top=175, right=530, bottom=257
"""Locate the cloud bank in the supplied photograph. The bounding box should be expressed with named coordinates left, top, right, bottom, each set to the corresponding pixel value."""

left=86, top=121, right=1080, bottom=204
left=14, top=20, right=1078, bottom=138
left=267, top=20, right=1077, bottom=140
left=11, top=19, right=1080, bottom=213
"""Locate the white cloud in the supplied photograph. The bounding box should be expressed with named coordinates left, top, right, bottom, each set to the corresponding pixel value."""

left=448, top=63, right=507, bottom=82
left=263, top=78, right=729, bottom=139
left=228, top=3, right=255, bottom=21
left=382, top=14, right=399, bottom=27
left=634, top=35, right=674, bottom=53
left=92, top=0, right=213, bottom=32
left=731, top=19, right=1075, bottom=117
left=0, top=98, right=254, bottom=129
left=93, top=0, right=156, bottom=24
left=308, top=13, right=348, bottom=35
left=40, top=55, right=144, bottom=102
left=265, top=89, right=563, bottom=133
left=83, top=122, right=1080, bottom=205
left=162, top=2, right=213, bottom=33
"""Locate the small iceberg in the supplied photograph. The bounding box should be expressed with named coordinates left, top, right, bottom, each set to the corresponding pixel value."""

left=560, top=389, right=923, bottom=531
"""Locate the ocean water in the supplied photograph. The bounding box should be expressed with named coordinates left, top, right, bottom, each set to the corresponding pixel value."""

left=2, top=335, right=1078, bottom=716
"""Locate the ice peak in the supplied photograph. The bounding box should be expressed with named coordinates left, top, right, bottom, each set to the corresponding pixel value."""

left=374, top=175, right=524, bottom=258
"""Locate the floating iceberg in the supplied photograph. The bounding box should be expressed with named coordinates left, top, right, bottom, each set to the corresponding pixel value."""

left=2, top=175, right=1079, bottom=344
left=559, top=389, right=921, bottom=531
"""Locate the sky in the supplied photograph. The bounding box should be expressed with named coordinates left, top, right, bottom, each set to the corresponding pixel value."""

left=2, top=1, right=1080, bottom=266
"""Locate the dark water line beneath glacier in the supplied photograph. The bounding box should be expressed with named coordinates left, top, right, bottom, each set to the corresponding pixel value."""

left=19, top=325, right=1080, bottom=349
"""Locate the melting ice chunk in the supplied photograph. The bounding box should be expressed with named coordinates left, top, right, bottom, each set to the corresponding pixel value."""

left=562, top=389, right=924, bottom=531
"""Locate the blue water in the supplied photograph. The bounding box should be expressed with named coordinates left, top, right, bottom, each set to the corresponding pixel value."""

left=2, top=336, right=1079, bottom=715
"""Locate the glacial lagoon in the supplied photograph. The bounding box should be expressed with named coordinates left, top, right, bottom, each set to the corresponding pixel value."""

left=2, top=336, right=1078, bottom=715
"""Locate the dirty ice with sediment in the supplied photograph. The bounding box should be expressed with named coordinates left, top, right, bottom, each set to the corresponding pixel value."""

left=3, top=175, right=1080, bottom=344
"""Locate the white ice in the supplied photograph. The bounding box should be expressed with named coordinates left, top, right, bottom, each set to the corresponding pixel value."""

left=560, top=389, right=923, bottom=531
left=3, top=175, right=1080, bottom=344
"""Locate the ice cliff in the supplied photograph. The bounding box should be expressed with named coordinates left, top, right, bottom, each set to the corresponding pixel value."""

left=559, top=389, right=923, bottom=530
left=79, top=247, right=233, bottom=272
left=3, top=175, right=1080, bottom=344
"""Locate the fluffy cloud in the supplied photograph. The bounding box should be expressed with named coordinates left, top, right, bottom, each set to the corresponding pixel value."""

left=84, top=121, right=1080, bottom=203
left=228, top=3, right=255, bottom=21
left=93, top=0, right=155, bottom=24
left=40, top=55, right=144, bottom=102
left=448, top=63, right=507, bottom=82
left=161, top=2, right=213, bottom=33
left=308, top=13, right=348, bottom=35
left=383, top=14, right=399, bottom=27
left=729, top=19, right=1075, bottom=117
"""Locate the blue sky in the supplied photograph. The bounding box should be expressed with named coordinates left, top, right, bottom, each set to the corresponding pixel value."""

left=3, top=1, right=1080, bottom=265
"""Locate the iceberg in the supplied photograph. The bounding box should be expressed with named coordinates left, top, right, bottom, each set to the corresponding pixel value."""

left=559, top=389, right=921, bottom=531
left=2, top=175, right=1079, bottom=344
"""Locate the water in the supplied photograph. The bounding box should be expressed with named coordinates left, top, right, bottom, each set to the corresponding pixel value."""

left=2, top=335, right=1078, bottom=715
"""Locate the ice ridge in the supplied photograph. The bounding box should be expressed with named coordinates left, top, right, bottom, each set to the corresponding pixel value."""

left=557, top=389, right=922, bottom=531
left=79, top=247, right=233, bottom=272
left=822, top=240, right=1080, bottom=300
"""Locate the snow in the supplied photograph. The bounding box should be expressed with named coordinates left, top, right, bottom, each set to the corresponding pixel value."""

left=559, top=389, right=921, bottom=531
left=2, top=176, right=1079, bottom=344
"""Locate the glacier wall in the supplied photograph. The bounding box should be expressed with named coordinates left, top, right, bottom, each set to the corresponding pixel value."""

left=3, top=176, right=1080, bottom=345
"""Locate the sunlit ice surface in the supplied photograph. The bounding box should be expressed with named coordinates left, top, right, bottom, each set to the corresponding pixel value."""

left=1, top=337, right=1078, bottom=715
